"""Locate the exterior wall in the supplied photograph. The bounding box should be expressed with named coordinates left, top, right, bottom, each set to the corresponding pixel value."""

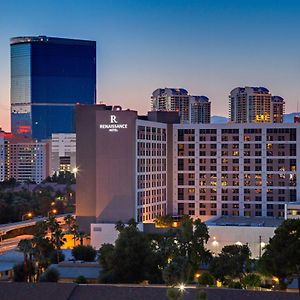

left=76, top=106, right=137, bottom=233
left=207, top=225, right=276, bottom=258
left=173, top=123, right=300, bottom=220
left=151, top=88, right=211, bottom=124
left=136, top=120, right=168, bottom=222
left=0, top=137, right=4, bottom=181
left=10, top=36, right=96, bottom=140
left=229, top=87, right=284, bottom=124
left=91, top=223, right=144, bottom=249
left=51, top=133, right=76, bottom=174
left=2, top=135, right=47, bottom=184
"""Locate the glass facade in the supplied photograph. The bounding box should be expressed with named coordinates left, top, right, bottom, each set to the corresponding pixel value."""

left=11, top=36, right=96, bottom=140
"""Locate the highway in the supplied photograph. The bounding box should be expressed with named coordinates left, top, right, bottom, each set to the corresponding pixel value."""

left=0, top=214, right=73, bottom=254
left=0, top=235, right=33, bottom=254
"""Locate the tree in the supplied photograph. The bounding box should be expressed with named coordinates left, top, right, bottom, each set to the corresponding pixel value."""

left=99, top=221, right=162, bottom=283
left=210, top=244, right=251, bottom=284
left=72, top=245, right=97, bottom=262
left=160, top=217, right=211, bottom=284
left=241, top=273, right=262, bottom=289
left=198, top=272, right=215, bottom=287
left=64, top=214, right=76, bottom=232
left=154, top=215, right=174, bottom=228
left=259, top=219, right=300, bottom=293
left=18, top=239, right=34, bottom=282
left=39, top=268, right=60, bottom=282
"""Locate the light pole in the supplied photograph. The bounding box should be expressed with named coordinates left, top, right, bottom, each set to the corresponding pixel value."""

left=22, top=212, right=33, bottom=221
left=47, top=209, right=57, bottom=218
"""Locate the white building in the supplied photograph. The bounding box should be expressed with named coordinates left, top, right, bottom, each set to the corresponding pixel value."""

left=50, top=133, right=76, bottom=175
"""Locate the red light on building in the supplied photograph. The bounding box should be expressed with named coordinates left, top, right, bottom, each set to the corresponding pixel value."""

left=17, top=126, right=31, bottom=133
left=294, top=116, right=300, bottom=123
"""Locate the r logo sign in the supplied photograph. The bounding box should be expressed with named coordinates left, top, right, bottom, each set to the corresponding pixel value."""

left=110, top=115, right=117, bottom=124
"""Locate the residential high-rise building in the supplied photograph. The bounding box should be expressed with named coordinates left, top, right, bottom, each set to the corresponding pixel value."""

left=271, top=96, right=285, bottom=123
left=50, top=133, right=76, bottom=175
left=151, top=88, right=211, bottom=124
left=190, top=96, right=211, bottom=124
left=10, top=36, right=96, bottom=140
left=0, top=132, right=49, bottom=183
left=229, top=86, right=285, bottom=124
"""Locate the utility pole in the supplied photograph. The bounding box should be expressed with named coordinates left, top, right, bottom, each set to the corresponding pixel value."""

left=259, top=235, right=262, bottom=258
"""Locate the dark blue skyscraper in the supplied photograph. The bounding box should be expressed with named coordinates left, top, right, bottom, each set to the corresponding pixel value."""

left=10, top=36, right=96, bottom=140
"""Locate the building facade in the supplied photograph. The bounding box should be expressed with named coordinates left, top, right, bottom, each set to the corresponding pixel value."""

left=190, top=96, right=211, bottom=124
left=10, top=36, right=96, bottom=140
left=76, top=105, right=300, bottom=233
left=50, top=133, right=76, bottom=175
left=173, top=123, right=299, bottom=220
left=229, top=86, right=285, bottom=124
left=0, top=132, right=49, bottom=183
left=151, top=88, right=211, bottom=124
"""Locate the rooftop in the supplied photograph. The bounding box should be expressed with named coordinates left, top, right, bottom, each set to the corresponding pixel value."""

left=0, top=283, right=298, bottom=300
left=206, top=216, right=283, bottom=228
left=10, top=36, right=95, bottom=46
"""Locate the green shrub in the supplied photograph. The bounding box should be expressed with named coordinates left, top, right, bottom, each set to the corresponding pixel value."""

left=74, top=275, right=88, bottom=284
left=241, top=273, right=262, bottom=289
left=166, top=288, right=183, bottom=300
left=72, top=245, right=97, bottom=262
left=39, top=268, right=60, bottom=282
left=198, top=272, right=215, bottom=286
left=228, top=281, right=242, bottom=289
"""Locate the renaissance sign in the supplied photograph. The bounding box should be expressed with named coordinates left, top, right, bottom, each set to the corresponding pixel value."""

left=99, top=115, right=128, bottom=132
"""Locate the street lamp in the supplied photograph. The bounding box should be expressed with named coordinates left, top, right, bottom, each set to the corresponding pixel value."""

left=48, top=209, right=57, bottom=217
left=72, top=167, right=78, bottom=178
left=22, top=212, right=33, bottom=221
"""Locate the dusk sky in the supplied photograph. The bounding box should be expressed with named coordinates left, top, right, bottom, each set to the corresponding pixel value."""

left=1, top=0, right=300, bottom=131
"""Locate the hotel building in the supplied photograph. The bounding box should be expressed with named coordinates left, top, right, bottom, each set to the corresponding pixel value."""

left=76, top=104, right=300, bottom=233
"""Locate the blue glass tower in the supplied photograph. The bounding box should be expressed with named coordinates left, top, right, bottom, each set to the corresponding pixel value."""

left=10, top=36, right=96, bottom=140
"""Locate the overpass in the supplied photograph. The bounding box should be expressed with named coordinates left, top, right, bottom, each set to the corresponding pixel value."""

left=0, top=214, right=74, bottom=239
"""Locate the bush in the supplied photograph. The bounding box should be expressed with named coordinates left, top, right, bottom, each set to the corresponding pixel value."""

left=74, top=275, right=88, bottom=284
left=241, top=273, right=262, bottom=289
left=166, top=288, right=183, bottom=300
left=72, top=245, right=97, bottom=262
left=227, top=281, right=242, bottom=289
left=198, top=272, right=215, bottom=286
left=39, top=268, right=60, bottom=282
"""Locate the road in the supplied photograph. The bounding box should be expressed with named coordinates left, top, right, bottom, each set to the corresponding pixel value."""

left=0, top=235, right=33, bottom=254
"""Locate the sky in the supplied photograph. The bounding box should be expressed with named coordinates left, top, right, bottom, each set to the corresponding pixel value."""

left=1, top=0, right=300, bottom=131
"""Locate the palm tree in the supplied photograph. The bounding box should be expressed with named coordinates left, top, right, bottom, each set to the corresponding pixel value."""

left=51, top=228, right=66, bottom=264
left=64, top=214, right=76, bottom=233
left=18, top=239, right=33, bottom=282
left=75, top=231, right=90, bottom=246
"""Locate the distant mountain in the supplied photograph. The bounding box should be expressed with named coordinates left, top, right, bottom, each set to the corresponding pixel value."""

left=211, top=116, right=228, bottom=124
left=211, top=113, right=300, bottom=124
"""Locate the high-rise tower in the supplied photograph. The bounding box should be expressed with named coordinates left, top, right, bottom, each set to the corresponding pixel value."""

left=151, top=88, right=211, bottom=124
left=10, top=36, right=96, bottom=140
left=229, top=86, right=284, bottom=123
